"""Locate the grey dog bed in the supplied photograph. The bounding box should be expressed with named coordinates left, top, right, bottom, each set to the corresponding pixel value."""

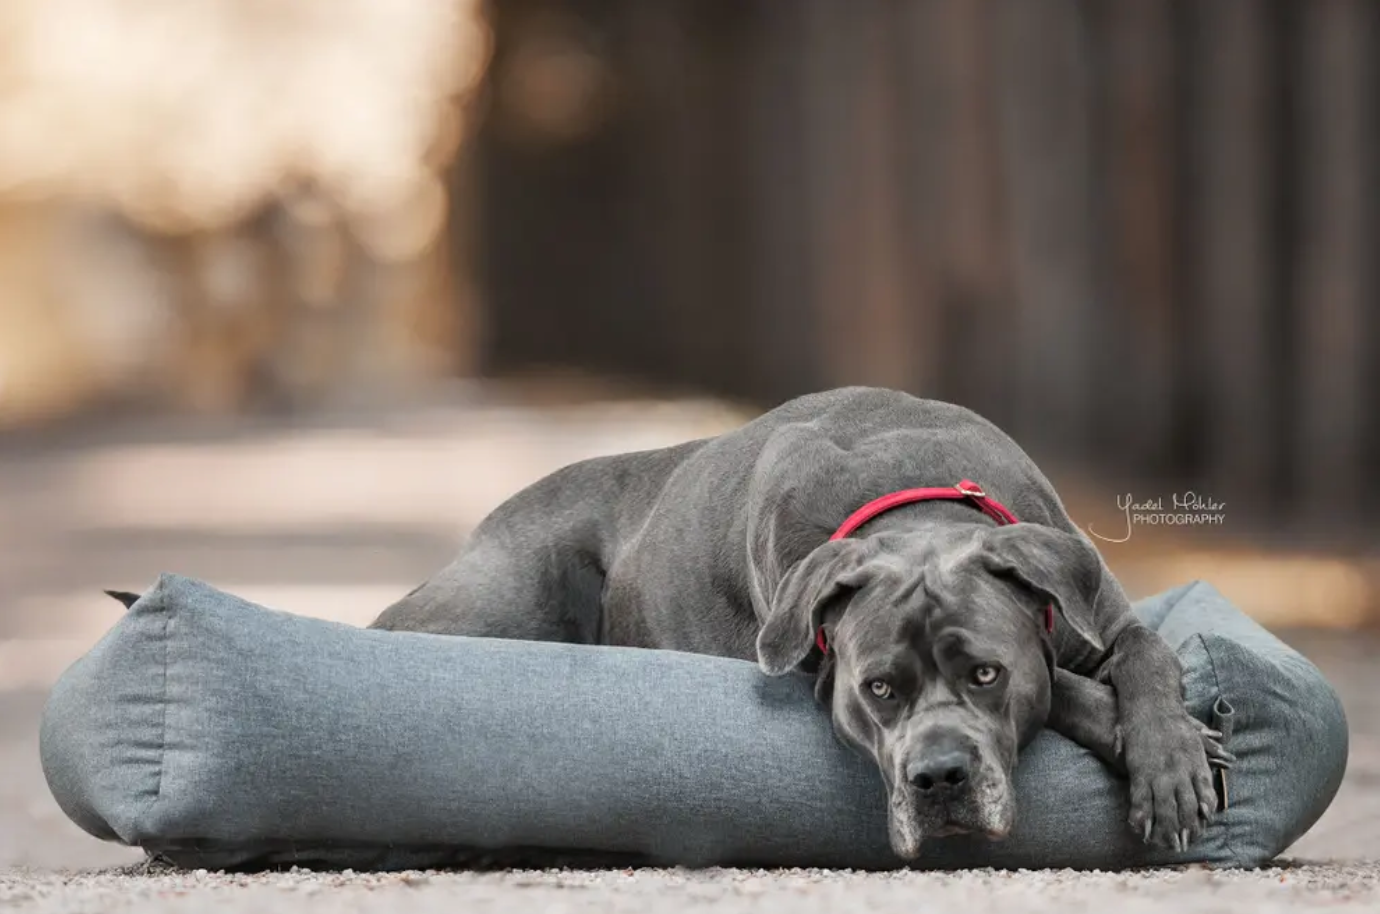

left=41, top=574, right=1346, bottom=871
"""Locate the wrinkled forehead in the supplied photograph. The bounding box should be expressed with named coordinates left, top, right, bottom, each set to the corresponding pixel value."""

left=839, top=560, right=1033, bottom=659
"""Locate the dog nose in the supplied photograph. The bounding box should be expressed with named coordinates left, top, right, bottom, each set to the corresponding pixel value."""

left=907, top=749, right=972, bottom=793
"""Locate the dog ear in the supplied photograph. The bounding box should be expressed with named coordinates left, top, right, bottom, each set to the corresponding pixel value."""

left=979, top=524, right=1106, bottom=652
left=756, top=538, right=872, bottom=676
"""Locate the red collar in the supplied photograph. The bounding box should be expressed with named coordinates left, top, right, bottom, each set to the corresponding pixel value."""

left=816, top=479, right=1054, bottom=655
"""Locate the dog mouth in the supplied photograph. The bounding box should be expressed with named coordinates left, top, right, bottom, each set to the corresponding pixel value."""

left=885, top=776, right=1014, bottom=860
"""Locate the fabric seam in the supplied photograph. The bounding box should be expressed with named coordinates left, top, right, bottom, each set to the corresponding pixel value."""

left=1195, top=628, right=1235, bottom=867
left=137, top=589, right=171, bottom=838
left=1154, top=579, right=1202, bottom=624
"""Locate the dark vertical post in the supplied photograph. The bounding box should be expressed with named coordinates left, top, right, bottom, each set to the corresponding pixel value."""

left=742, top=0, right=821, bottom=402
left=901, top=0, right=1012, bottom=420
left=800, top=0, right=917, bottom=393
left=1293, top=0, right=1372, bottom=525
left=1100, top=0, right=1178, bottom=473
left=1188, top=0, right=1278, bottom=513
left=995, top=0, right=1097, bottom=459
left=625, top=0, right=711, bottom=390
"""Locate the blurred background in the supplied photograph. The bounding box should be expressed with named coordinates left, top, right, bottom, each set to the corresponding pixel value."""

left=0, top=0, right=1376, bottom=870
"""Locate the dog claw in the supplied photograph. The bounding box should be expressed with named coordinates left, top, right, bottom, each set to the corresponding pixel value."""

left=1199, top=801, right=1214, bottom=823
left=1143, top=821, right=1153, bottom=844
left=1180, top=829, right=1191, bottom=851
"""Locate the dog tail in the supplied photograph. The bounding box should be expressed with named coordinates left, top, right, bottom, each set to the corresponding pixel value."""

left=103, top=589, right=143, bottom=610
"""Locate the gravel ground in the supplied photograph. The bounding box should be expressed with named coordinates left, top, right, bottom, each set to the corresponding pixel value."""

left=3, top=863, right=1379, bottom=914
left=1, top=390, right=1376, bottom=911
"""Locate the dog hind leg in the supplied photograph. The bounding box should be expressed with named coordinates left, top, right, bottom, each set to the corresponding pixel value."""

left=368, top=531, right=606, bottom=643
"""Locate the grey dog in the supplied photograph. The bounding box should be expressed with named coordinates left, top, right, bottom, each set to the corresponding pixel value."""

left=372, top=387, right=1229, bottom=859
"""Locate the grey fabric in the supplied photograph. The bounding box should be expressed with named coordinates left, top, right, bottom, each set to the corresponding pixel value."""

left=40, top=574, right=1347, bottom=871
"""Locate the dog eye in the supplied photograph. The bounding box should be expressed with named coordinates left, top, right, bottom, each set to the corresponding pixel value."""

left=971, top=664, right=1002, bottom=687
left=866, top=679, right=895, bottom=700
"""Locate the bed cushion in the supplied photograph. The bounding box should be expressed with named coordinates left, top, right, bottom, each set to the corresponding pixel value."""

left=39, top=574, right=1347, bottom=870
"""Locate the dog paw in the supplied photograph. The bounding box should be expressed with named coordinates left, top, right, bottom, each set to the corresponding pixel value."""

left=1122, top=708, right=1228, bottom=851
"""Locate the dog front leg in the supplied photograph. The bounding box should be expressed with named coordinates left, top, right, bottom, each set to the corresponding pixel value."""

left=1048, top=668, right=1126, bottom=774
left=1096, top=623, right=1234, bottom=850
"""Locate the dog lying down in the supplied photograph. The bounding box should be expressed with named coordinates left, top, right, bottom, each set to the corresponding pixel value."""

left=372, top=387, right=1231, bottom=859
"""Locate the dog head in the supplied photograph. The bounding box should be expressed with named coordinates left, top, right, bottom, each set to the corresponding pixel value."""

left=755, top=523, right=1105, bottom=859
